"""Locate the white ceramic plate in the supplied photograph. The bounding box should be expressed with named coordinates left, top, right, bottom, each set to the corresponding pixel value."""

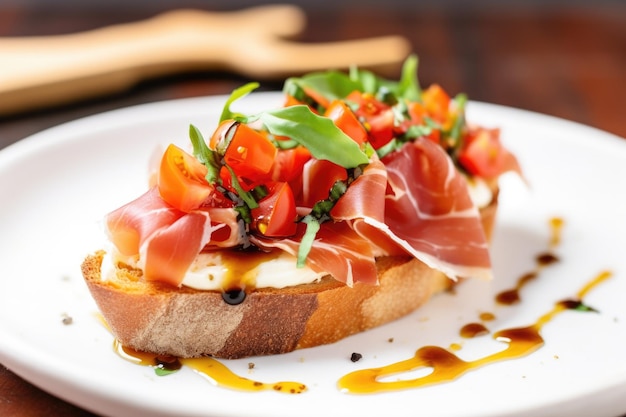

left=1, top=93, right=625, bottom=417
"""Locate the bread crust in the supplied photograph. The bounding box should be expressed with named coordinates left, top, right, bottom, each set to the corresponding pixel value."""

left=82, top=194, right=498, bottom=359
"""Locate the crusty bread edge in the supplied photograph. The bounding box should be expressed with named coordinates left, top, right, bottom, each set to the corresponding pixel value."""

left=82, top=191, right=498, bottom=359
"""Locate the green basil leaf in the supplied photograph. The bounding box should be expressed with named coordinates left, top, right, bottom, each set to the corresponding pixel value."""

left=284, top=71, right=361, bottom=105
left=224, top=165, right=258, bottom=209
left=349, top=66, right=378, bottom=94
left=219, top=82, right=259, bottom=122
left=258, top=105, right=369, bottom=168
left=297, top=216, right=320, bottom=268
left=188, top=124, right=220, bottom=184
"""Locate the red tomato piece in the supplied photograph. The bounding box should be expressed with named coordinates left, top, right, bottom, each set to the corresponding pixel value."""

left=301, top=159, right=348, bottom=208
left=218, top=165, right=265, bottom=193
left=210, top=120, right=277, bottom=182
left=251, top=182, right=298, bottom=237
left=157, top=144, right=218, bottom=212
left=271, top=146, right=312, bottom=183
left=422, top=84, right=451, bottom=124
left=458, top=128, right=507, bottom=179
left=324, top=100, right=368, bottom=145
left=346, top=91, right=395, bottom=149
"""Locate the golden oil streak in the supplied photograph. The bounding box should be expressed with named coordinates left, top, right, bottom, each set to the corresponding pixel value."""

left=338, top=270, right=611, bottom=394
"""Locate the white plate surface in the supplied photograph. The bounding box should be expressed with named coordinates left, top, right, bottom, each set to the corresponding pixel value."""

left=0, top=92, right=625, bottom=417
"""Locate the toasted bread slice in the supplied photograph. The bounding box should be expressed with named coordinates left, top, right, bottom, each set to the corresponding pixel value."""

left=81, top=193, right=497, bottom=359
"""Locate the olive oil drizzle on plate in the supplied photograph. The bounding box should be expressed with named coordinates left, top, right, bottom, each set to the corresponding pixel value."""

left=337, top=217, right=611, bottom=394
left=113, top=340, right=306, bottom=394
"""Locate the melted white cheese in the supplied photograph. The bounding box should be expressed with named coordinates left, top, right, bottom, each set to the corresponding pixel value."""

left=102, top=247, right=324, bottom=291
left=466, top=176, right=493, bottom=209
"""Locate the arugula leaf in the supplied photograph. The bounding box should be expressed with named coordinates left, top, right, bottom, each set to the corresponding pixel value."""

left=396, top=54, right=421, bottom=102
left=188, top=124, right=220, bottom=184
left=219, top=82, right=259, bottom=122
left=257, top=105, right=369, bottom=168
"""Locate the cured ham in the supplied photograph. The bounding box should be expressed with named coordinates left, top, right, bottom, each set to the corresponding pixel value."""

left=106, top=187, right=243, bottom=286
left=106, top=188, right=183, bottom=257
left=331, top=141, right=492, bottom=281
left=252, top=221, right=378, bottom=286
left=380, top=139, right=492, bottom=280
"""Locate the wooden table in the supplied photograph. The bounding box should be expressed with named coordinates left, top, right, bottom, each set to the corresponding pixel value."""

left=0, top=1, right=624, bottom=415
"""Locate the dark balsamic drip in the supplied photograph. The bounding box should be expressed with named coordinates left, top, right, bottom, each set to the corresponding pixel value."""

left=222, top=288, right=246, bottom=305
left=537, top=252, right=559, bottom=266
left=495, top=217, right=564, bottom=306
left=155, top=355, right=182, bottom=372
left=557, top=298, right=599, bottom=313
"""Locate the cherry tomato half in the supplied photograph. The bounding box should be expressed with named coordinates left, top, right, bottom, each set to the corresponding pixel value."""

left=251, top=182, right=298, bottom=237
left=158, top=144, right=217, bottom=212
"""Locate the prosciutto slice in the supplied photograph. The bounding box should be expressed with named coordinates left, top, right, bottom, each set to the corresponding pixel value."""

left=105, top=187, right=242, bottom=286
left=106, top=187, right=183, bottom=257
left=381, top=139, right=492, bottom=280
left=251, top=221, right=378, bottom=286
left=333, top=139, right=492, bottom=281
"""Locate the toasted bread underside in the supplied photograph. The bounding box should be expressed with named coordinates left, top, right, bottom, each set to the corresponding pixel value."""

left=82, top=194, right=498, bottom=359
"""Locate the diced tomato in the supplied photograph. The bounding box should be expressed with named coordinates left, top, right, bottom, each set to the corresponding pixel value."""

left=251, top=182, right=297, bottom=237
left=284, top=94, right=304, bottom=107
left=458, top=128, right=507, bottom=179
left=345, top=91, right=395, bottom=149
left=406, top=101, right=426, bottom=124
left=397, top=101, right=440, bottom=144
left=301, top=159, right=348, bottom=207
left=366, top=109, right=395, bottom=149
left=218, top=165, right=265, bottom=193
left=271, top=146, right=312, bottom=183
left=210, top=120, right=277, bottom=182
left=303, top=86, right=331, bottom=109
left=422, top=84, right=451, bottom=125
left=157, top=144, right=221, bottom=212
left=324, top=100, right=368, bottom=145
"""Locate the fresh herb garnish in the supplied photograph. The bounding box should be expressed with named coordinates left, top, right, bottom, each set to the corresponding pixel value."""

left=219, top=82, right=260, bottom=122
left=188, top=124, right=220, bottom=184
left=257, top=105, right=369, bottom=169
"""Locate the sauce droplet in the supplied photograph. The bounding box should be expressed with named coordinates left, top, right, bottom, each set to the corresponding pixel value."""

left=460, top=323, right=489, bottom=338
left=479, top=312, right=496, bottom=321
left=222, top=288, right=246, bottom=305
left=549, top=217, right=564, bottom=247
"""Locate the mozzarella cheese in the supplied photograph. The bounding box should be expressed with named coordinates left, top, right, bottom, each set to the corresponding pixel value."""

left=101, top=247, right=324, bottom=291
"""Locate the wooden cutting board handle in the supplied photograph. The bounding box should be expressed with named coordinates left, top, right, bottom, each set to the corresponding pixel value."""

left=0, top=5, right=411, bottom=115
